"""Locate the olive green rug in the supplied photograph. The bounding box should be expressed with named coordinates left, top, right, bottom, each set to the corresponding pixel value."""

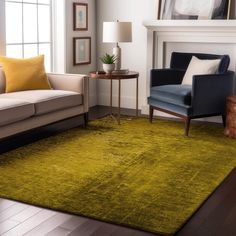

left=0, top=117, right=236, bottom=235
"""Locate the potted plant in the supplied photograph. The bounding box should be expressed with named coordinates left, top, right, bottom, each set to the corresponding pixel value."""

left=100, top=53, right=116, bottom=74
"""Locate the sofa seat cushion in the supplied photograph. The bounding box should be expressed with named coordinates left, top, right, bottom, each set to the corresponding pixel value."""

left=150, top=85, right=192, bottom=107
left=0, top=90, right=83, bottom=116
left=0, top=99, right=35, bottom=126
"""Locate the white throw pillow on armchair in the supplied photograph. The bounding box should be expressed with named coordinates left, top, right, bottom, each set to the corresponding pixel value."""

left=182, top=56, right=221, bottom=85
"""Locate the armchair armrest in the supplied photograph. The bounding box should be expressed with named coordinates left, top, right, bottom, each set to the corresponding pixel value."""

left=192, top=71, right=235, bottom=116
left=151, top=69, right=185, bottom=87
left=47, top=73, right=89, bottom=113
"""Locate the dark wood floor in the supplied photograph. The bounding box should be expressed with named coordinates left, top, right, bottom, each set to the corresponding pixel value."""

left=0, top=106, right=236, bottom=236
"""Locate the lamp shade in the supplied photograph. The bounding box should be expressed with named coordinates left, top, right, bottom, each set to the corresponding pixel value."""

left=103, top=22, right=132, bottom=43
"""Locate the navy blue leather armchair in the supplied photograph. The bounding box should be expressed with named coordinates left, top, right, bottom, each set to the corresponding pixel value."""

left=148, top=52, right=235, bottom=136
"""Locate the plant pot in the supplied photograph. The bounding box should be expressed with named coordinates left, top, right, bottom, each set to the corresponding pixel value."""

left=103, top=63, right=115, bottom=74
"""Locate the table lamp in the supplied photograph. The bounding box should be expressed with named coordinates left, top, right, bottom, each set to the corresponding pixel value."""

left=103, top=21, right=132, bottom=72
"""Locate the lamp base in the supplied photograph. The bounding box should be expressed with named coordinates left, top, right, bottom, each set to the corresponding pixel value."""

left=112, top=69, right=129, bottom=74
left=113, top=44, right=121, bottom=70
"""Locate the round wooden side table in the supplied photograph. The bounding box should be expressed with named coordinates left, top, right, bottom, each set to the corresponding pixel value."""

left=90, top=71, right=139, bottom=124
left=225, top=96, right=236, bottom=138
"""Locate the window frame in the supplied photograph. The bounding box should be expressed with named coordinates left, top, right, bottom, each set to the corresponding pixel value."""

left=5, top=0, right=53, bottom=71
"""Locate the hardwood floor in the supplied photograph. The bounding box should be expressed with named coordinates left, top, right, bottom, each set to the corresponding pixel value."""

left=0, top=198, right=156, bottom=236
left=0, top=106, right=236, bottom=236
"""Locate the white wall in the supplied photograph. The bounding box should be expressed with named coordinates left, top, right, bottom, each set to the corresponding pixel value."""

left=65, top=0, right=97, bottom=107
left=96, top=0, right=157, bottom=109
left=0, top=0, right=6, bottom=56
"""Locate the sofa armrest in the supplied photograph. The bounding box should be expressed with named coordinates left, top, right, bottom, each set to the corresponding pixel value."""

left=151, top=69, right=185, bottom=87
left=47, top=73, right=89, bottom=113
left=192, top=71, right=235, bottom=116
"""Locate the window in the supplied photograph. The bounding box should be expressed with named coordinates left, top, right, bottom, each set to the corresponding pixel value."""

left=5, top=0, right=52, bottom=71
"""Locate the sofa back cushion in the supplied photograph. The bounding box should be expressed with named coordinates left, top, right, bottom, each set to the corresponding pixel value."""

left=0, top=55, right=51, bottom=93
left=0, top=67, right=6, bottom=94
left=170, top=52, right=230, bottom=74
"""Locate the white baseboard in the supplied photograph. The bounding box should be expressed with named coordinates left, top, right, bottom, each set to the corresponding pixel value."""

left=141, top=105, right=222, bottom=123
left=97, top=93, right=146, bottom=110
left=141, top=105, right=176, bottom=118
left=89, top=95, right=98, bottom=108
left=96, top=97, right=223, bottom=124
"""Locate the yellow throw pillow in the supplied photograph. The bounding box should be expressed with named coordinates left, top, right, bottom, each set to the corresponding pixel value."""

left=0, top=55, right=51, bottom=93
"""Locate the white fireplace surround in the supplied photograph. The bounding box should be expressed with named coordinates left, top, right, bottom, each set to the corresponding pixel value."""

left=142, top=20, right=236, bottom=119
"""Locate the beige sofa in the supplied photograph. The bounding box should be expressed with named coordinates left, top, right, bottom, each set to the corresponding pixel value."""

left=0, top=68, right=89, bottom=140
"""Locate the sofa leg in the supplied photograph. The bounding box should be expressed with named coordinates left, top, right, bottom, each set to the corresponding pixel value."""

left=222, top=114, right=226, bottom=128
left=83, top=112, right=89, bottom=127
left=149, top=106, right=154, bottom=123
left=184, top=117, right=191, bottom=137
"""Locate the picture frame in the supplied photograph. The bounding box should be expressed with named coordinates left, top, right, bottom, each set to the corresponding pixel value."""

left=73, top=3, right=88, bottom=31
left=159, top=0, right=231, bottom=20
left=157, top=0, right=162, bottom=19
left=73, top=37, right=91, bottom=65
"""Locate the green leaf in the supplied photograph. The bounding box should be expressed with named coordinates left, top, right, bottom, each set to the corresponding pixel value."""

left=100, top=53, right=117, bottom=64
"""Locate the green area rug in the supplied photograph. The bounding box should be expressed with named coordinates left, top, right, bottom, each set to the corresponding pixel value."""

left=0, top=117, right=236, bottom=235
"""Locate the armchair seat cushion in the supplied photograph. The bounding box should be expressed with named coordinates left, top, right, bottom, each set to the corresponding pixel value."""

left=150, top=85, right=192, bottom=107
left=0, top=90, right=82, bottom=116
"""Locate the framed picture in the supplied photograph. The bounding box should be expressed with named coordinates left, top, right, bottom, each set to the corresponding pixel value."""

left=160, top=0, right=231, bottom=20
left=73, top=37, right=91, bottom=65
left=212, top=0, right=231, bottom=19
left=73, top=3, right=88, bottom=31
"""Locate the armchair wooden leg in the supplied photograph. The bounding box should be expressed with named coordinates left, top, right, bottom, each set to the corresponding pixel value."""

left=222, top=114, right=226, bottom=128
left=184, top=117, right=191, bottom=137
left=149, top=106, right=154, bottom=123
left=83, top=112, right=89, bottom=127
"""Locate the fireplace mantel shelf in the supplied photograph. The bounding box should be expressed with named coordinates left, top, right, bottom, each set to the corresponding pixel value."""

left=143, top=20, right=236, bottom=32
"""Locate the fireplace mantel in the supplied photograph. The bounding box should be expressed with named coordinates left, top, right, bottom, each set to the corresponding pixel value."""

left=143, top=20, right=236, bottom=69
left=142, top=20, right=236, bottom=116
left=143, top=20, right=236, bottom=32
